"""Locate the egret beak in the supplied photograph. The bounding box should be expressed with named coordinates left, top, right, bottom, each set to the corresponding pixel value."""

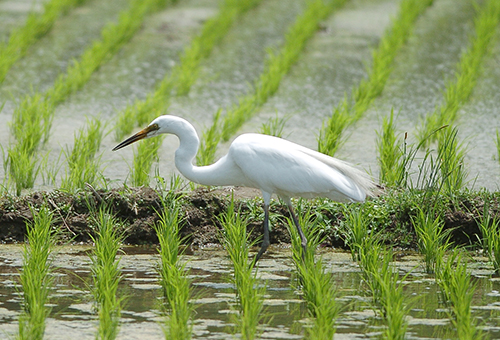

left=112, top=124, right=158, bottom=151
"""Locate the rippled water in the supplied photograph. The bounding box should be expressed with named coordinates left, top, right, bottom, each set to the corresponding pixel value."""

left=1, top=245, right=500, bottom=339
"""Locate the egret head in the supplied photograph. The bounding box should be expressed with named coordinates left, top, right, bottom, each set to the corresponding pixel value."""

left=112, top=122, right=160, bottom=151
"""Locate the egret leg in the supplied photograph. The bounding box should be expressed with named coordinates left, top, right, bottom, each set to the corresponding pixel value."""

left=254, top=203, right=270, bottom=262
left=287, top=202, right=307, bottom=259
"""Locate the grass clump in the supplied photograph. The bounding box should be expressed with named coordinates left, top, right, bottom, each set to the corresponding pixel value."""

left=199, top=0, right=346, bottom=165
left=318, top=0, right=434, bottom=156
left=61, top=117, right=105, bottom=192
left=154, top=192, right=193, bottom=339
left=419, top=0, right=500, bottom=141
left=0, top=0, right=86, bottom=83
left=18, top=206, right=56, bottom=340
left=219, top=198, right=265, bottom=340
left=89, top=206, right=124, bottom=340
left=288, top=204, right=339, bottom=339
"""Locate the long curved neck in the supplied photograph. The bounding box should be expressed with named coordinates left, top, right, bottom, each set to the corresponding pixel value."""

left=172, top=120, right=227, bottom=186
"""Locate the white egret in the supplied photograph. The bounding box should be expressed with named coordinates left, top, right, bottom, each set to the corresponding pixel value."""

left=113, top=115, right=379, bottom=261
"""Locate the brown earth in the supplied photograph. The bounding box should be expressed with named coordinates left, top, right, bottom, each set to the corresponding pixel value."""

left=0, top=186, right=495, bottom=250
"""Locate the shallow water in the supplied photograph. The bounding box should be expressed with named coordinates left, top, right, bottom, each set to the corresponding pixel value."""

left=1, top=244, right=500, bottom=339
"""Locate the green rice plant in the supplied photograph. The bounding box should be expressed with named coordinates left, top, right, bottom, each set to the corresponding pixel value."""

left=218, top=197, right=265, bottom=340
left=419, top=0, right=500, bottom=142
left=342, top=207, right=373, bottom=262
left=6, top=148, right=43, bottom=196
left=196, top=109, right=221, bottom=166
left=476, top=202, right=500, bottom=273
left=259, top=112, right=289, bottom=138
left=319, top=0, right=434, bottom=156
left=0, top=0, right=86, bottom=83
left=411, top=206, right=452, bottom=274
left=199, top=0, right=346, bottom=165
left=358, top=244, right=410, bottom=340
left=6, top=95, right=53, bottom=195
left=61, top=117, right=105, bottom=192
left=437, top=126, right=467, bottom=193
left=115, top=0, right=262, bottom=140
left=288, top=203, right=339, bottom=340
left=377, top=109, right=405, bottom=187
left=436, top=250, right=484, bottom=340
left=317, top=98, right=351, bottom=157
left=89, top=206, right=124, bottom=340
left=130, top=136, right=164, bottom=187
left=154, top=192, right=193, bottom=340
left=18, top=206, right=56, bottom=340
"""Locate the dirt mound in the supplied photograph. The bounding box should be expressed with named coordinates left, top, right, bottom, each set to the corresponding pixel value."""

left=0, top=186, right=495, bottom=250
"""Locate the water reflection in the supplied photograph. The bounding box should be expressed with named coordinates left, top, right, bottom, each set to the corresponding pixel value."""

left=0, top=245, right=499, bottom=338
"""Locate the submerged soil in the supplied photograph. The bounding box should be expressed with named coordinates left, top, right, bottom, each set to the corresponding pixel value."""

left=0, top=186, right=497, bottom=250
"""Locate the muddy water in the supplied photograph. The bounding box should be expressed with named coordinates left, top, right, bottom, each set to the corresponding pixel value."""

left=1, top=244, right=500, bottom=339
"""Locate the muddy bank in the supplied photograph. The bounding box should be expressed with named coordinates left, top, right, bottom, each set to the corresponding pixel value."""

left=0, top=186, right=497, bottom=250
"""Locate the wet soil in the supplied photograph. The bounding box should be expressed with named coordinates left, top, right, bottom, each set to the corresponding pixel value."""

left=0, top=186, right=497, bottom=250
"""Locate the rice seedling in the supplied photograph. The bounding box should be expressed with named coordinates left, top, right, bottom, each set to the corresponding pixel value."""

left=89, top=206, right=124, bottom=340
left=199, top=0, right=346, bottom=165
left=6, top=0, right=174, bottom=194
left=437, top=126, right=468, bottom=193
left=376, top=109, right=405, bottom=187
left=130, top=136, right=164, bottom=187
left=317, top=98, right=351, bottom=157
left=342, top=207, right=373, bottom=262
left=6, top=95, right=53, bottom=195
left=436, top=250, right=484, bottom=340
left=154, top=192, right=193, bottom=339
left=61, top=117, right=105, bottom=192
left=419, top=0, right=500, bottom=142
left=0, top=0, right=86, bottom=83
left=18, top=205, right=56, bottom=340
left=476, top=202, right=500, bottom=273
left=218, top=197, right=265, bottom=340
left=196, top=109, right=221, bottom=167
left=318, top=0, right=434, bottom=156
left=411, top=206, right=451, bottom=274
left=288, top=203, right=339, bottom=339
left=259, top=112, right=289, bottom=138
left=114, top=0, right=263, bottom=140
left=342, top=207, right=410, bottom=340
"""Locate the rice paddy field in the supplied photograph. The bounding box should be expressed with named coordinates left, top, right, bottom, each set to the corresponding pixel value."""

left=1, top=0, right=500, bottom=339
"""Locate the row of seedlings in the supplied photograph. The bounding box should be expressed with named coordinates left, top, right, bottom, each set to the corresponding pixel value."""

left=4, top=0, right=177, bottom=195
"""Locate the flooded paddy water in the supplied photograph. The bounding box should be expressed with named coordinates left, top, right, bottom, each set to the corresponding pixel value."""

left=0, top=245, right=500, bottom=339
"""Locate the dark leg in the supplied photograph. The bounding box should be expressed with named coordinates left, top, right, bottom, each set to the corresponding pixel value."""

left=254, top=203, right=270, bottom=263
left=287, top=203, right=307, bottom=259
